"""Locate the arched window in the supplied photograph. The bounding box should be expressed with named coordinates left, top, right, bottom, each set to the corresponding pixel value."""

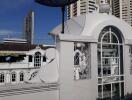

left=74, top=52, right=80, bottom=65
left=11, top=72, right=16, bottom=82
left=20, top=72, right=24, bottom=82
left=74, top=43, right=91, bottom=80
left=0, top=73, right=4, bottom=83
left=34, top=52, right=41, bottom=67
left=97, top=26, right=124, bottom=99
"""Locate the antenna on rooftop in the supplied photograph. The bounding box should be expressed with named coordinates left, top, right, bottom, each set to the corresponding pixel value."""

left=35, top=0, right=78, bottom=34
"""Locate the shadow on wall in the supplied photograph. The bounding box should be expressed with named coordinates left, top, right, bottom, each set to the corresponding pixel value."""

left=96, top=93, right=132, bottom=100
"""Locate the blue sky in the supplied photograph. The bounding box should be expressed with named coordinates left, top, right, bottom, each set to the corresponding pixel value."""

left=0, top=0, right=64, bottom=44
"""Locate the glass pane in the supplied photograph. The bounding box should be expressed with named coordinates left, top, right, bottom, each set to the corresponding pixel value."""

left=102, top=33, right=110, bottom=43
left=98, top=85, right=102, bottom=98
left=103, top=84, right=111, bottom=99
left=111, top=58, right=119, bottom=75
left=111, top=33, right=118, bottom=43
left=102, top=58, right=119, bottom=76
left=120, top=45, right=124, bottom=74
left=121, top=82, right=124, bottom=99
left=102, top=44, right=119, bottom=57
left=112, top=83, right=120, bottom=99
left=29, top=55, right=32, bottom=62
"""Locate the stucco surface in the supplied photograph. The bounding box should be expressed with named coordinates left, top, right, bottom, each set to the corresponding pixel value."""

left=51, top=13, right=132, bottom=43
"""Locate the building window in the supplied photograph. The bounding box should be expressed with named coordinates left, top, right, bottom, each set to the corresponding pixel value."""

left=11, top=72, right=16, bottom=82
left=34, top=52, right=41, bottom=67
left=29, top=55, right=32, bottom=62
left=129, top=46, right=132, bottom=75
left=74, top=52, right=80, bottom=65
left=43, top=56, right=46, bottom=62
left=74, top=42, right=91, bottom=80
left=97, top=26, right=124, bottom=99
left=20, top=72, right=24, bottom=81
left=0, top=73, right=4, bottom=83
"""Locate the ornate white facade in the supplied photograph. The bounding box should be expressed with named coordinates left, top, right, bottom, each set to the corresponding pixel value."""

left=0, top=46, right=48, bottom=85
left=50, top=13, right=132, bottom=100
left=1, top=13, right=132, bottom=100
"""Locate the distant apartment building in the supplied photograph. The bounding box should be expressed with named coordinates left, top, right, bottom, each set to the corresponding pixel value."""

left=67, top=0, right=97, bottom=19
left=67, top=0, right=113, bottom=19
left=111, top=0, right=132, bottom=26
left=67, top=0, right=132, bottom=26
left=24, top=11, right=34, bottom=44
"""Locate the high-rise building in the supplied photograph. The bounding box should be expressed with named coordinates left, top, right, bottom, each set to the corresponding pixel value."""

left=112, top=0, right=132, bottom=26
left=24, top=11, right=34, bottom=44
left=67, top=0, right=97, bottom=19
left=67, top=0, right=132, bottom=26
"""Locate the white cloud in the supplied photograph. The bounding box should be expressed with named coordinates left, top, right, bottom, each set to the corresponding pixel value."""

left=0, top=30, right=13, bottom=35
left=0, top=30, right=21, bottom=35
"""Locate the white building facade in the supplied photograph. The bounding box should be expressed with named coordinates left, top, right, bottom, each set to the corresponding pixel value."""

left=1, top=13, right=132, bottom=100
left=0, top=44, right=50, bottom=85
left=50, top=13, right=132, bottom=100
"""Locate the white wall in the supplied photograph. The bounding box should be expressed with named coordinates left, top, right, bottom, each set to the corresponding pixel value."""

left=124, top=45, right=132, bottom=95
left=58, top=41, right=98, bottom=100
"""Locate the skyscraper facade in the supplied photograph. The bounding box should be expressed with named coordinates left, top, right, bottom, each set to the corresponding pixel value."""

left=67, top=0, right=132, bottom=26
left=24, top=11, right=34, bottom=44
left=108, top=0, right=132, bottom=26
left=67, top=0, right=97, bottom=19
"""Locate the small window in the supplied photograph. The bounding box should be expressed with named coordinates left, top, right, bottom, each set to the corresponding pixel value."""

left=0, top=73, right=4, bottom=83
left=43, top=56, right=46, bottom=62
left=11, top=72, right=16, bottom=82
left=20, top=72, right=24, bottom=81
left=34, top=52, right=41, bottom=67
left=29, top=55, right=32, bottom=62
left=74, top=43, right=91, bottom=80
left=74, top=52, right=80, bottom=65
left=130, top=46, right=132, bottom=75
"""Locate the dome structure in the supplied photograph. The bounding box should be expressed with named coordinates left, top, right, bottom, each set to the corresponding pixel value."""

left=50, top=13, right=132, bottom=44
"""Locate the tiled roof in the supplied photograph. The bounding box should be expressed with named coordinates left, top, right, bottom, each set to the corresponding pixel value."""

left=0, top=43, right=54, bottom=51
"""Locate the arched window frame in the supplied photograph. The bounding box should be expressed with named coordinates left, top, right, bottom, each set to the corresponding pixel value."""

left=34, top=52, right=41, bottom=68
left=100, top=28, right=119, bottom=44
left=74, top=42, right=91, bottom=80
left=97, top=26, right=124, bottom=99
left=11, top=72, right=16, bottom=82
left=74, top=50, right=81, bottom=65
left=0, top=73, right=5, bottom=83
left=19, top=72, right=24, bottom=82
